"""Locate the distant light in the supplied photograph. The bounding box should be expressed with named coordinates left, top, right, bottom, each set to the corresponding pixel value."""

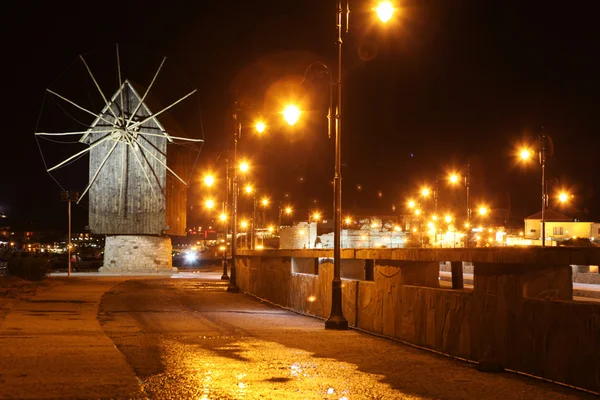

left=414, top=209, right=421, bottom=216
left=185, top=251, right=197, bottom=263
left=478, top=206, right=489, bottom=216
left=519, top=148, right=533, bottom=161
left=256, top=245, right=264, bottom=250
left=394, top=225, right=402, bottom=232
left=203, top=174, right=215, bottom=187
left=375, top=1, right=395, bottom=23
left=444, top=215, right=452, bottom=223
left=239, top=161, right=249, bottom=173
left=241, top=220, right=248, bottom=228
left=449, top=173, right=460, bottom=184
left=261, top=197, right=270, bottom=207
left=268, top=226, right=274, bottom=233
left=420, top=187, right=431, bottom=197
left=245, top=184, right=253, bottom=194
left=219, top=246, right=226, bottom=251
left=558, top=191, right=571, bottom=203
left=219, top=213, right=227, bottom=222
left=255, top=121, right=266, bottom=134
left=205, top=199, right=215, bottom=209
left=283, top=105, right=301, bottom=126
left=285, top=207, right=293, bottom=215
left=407, top=199, right=416, bottom=209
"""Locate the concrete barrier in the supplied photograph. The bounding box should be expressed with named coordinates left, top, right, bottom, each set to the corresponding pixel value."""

left=236, top=248, right=600, bottom=394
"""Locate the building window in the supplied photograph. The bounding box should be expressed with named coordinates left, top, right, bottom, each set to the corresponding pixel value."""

left=553, top=227, right=563, bottom=235
left=598, top=228, right=600, bottom=234
left=529, top=229, right=536, bottom=233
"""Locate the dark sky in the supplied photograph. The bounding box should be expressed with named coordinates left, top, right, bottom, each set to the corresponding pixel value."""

left=2, top=0, right=599, bottom=232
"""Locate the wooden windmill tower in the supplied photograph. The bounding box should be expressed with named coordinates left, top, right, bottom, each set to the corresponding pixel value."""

left=36, top=48, right=202, bottom=273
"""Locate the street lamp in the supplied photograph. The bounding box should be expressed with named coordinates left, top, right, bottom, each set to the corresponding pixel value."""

left=228, top=109, right=253, bottom=293
left=284, top=1, right=396, bottom=329
left=375, top=1, right=396, bottom=23
left=447, top=165, right=471, bottom=247
left=478, top=206, right=489, bottom=217
left=282, top=105, right=301, bottom=126
left=202, top=170, right=230, bottom=280
left=518, top=130, right=549, bottom=246
left=255, top=120, right=266, bottom=134
left=204, top=199, right=215, bottom=210
left=307, top=211, right=321, bottom=249
left=203, top=174, right=215, bottom=187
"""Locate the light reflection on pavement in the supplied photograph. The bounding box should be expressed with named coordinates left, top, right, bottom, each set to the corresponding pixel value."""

left=99, top=276, right=594, bottom=400
left=141, top=337, right=405, bottom=399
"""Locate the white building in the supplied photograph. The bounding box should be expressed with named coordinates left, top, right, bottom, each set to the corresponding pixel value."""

left=524, top=209, right=600, bottom=243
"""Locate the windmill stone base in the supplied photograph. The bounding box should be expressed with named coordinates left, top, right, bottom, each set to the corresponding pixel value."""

left=99, top=235, right=175, bottom=274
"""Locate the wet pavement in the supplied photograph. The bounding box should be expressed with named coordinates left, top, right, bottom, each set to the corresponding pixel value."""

left=1, top=272, right=597, bottom=399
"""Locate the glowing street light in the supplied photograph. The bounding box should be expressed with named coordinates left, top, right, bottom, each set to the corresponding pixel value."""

left=245, top=184, right=253, bottom=194
left=255, top=120, right=266, bottom=134
left=558, top=191, right=573, bottom=204
left=558, top=192, right=568, bottom=203
left=285, top=206, right=293, bottom=215
left=478, top=206, right=489, bottom=216
left=375, top=1, right=395, bottom=23
left=240, top=220, right=248, bottom=229
left=444, top=215, right=453, bottom=224
left=312, top=212, right=321, bottom=221
left=519, top=147, right=533, bottom=161
left=203, top=174, right=215, bottom=187
left=283, top=105, right=301, bottom=126
left=323, top=0, right=397, bottom=330
left=205, top=199, right=215, bottom=209
left=219, top=213, right=227, bottom=222
left=407, top=199, right=416, bottom=209
left=449, top=173, right=460, bottom=184
left=239, top=161, right=250, bottom=173
left=420, top=187, right=431, bottom=198
left=344, top=216, right=352, bottom=225
left=261, top=197, right=270, bottom=207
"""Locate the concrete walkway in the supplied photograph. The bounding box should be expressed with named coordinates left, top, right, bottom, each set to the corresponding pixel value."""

left=0, top=277, right=143, bottom=399
left=0, top=272, right=596, bottom=399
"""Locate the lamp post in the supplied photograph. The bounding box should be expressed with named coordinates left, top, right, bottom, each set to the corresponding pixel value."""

left=518, top=131, right=548, bottom=247
left=203, top=168, right=229, bottom=280
left=448, top=162, right=471, bottom=247
left=60, top=190, right=79, bottom=278
left=285, top=1, right=394, bottom=329
left=227, top=111, right=242, bottom=293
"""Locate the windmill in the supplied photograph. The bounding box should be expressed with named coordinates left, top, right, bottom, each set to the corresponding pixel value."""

left=35, top=45, right=203, bottom=273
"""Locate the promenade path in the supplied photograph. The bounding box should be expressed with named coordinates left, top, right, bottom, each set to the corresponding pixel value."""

left=0, top=270, right=596, bottom=399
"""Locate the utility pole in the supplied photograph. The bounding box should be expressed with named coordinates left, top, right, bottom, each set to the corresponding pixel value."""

left=540, top=130, right=547, bottom=247
left=60, top=191, right=78, bottom=277
left=221, top=158, right=229, bottom=280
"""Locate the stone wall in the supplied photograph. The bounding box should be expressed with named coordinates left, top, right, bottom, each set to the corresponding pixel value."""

left=280, top=223, right=317, bottom=249
left=235, top=248, right=600, bottom=394
left=100, top=235, right=173, bottom=273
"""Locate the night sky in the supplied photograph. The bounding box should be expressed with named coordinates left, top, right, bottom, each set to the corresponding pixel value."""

left=2, top=0, right=599, bottom=232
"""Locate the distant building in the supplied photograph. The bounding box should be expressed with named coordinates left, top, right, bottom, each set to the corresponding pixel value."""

left=524, top=209, right=600, bottom=243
